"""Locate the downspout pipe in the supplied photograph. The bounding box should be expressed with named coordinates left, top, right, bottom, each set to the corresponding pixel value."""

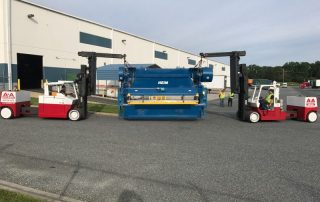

left=5, top=0, right=12, bottom=90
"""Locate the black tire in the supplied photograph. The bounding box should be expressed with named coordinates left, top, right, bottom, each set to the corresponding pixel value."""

left=68, top=109, right=81, bottom=121
left=248, top=111, right=260, bottom=123
left=307, top=111, right=317, bottom=123
left=0, top=107, right=13, bottom=119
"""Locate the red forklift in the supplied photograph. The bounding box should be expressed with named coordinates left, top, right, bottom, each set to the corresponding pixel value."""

left=0, top=52, right=126, bottom=121
left=0, top=81, right=81, bottom=120
left=200, top=51, right=318, bottom=123
left=247, top=81, right=317, bottom=123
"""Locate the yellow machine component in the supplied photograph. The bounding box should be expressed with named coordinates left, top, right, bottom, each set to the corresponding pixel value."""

left=127, top=95, right=199, bottom=105
left=148, top=96, right=167, bottom=100
left=127, top=100, right=199, bottom=105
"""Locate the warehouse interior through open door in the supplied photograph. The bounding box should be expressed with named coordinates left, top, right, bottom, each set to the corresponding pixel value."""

left=17, top=53, right=43, bottom=89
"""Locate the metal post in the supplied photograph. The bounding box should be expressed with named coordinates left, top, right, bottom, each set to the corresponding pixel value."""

left=229, top=53, right=240, bottom=93
left=18, top=79, right=20, bottom=91
left=5, top=0, right=12, bottom=90
left=200, top=51, right=247, bottom=120
left=238, top=64, right=248, bottom=120
left=1, top=67, right=4, bottom=90
left=77, top=52, right=125, bottom=119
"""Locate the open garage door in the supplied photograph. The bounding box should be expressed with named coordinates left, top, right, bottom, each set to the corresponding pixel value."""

left=17, top=53, right=43, bottom=89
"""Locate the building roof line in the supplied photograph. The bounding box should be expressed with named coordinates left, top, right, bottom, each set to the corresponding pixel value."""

left=17, top=0, right=228, bottom=66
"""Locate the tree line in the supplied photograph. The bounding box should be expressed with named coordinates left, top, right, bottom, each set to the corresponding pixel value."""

left=247, top=61, right=320, bottom=83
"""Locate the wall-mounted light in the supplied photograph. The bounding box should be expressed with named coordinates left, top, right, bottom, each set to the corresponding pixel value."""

left=27, top=14, right=35, bottom=18
left=163, top=51, right=167, bottom=53
left=122, top=39, right=127, bottom=44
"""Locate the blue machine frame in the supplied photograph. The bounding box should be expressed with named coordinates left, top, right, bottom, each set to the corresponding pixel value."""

left=118, top=66, right=213, bottom=119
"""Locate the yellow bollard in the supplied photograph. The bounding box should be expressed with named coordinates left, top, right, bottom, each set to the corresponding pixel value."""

left=17, top=79, right=21, bottom=91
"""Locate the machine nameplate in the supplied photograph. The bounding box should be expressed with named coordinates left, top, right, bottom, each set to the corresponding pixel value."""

left=158, top=81, right=169, bottom=85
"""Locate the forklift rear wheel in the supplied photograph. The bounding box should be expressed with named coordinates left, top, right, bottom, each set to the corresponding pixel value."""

left=1, top=107, right=13, bottom=119
left=68, top=109, right=81, bottom=121
left=307, top=111, right=317, bottom=123
left=249, top=112, right=260, bottom=123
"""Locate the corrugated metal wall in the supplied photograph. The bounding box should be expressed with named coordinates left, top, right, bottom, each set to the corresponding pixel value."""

left=97, top=65, right=120, bottom=80
left=97, top=64, right=160, bottom=80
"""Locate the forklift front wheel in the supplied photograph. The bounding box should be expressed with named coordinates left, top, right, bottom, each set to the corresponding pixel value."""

left=307, top=111, right=317, bottom=123
left=1, top=107, right=13, bottom=119
left=68, top=109, right=81, bottom=121
left=249, top=112, right=260, bottom=123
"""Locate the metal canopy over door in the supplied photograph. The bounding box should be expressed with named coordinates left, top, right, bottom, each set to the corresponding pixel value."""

left=17, top=53, right=43, bottom=89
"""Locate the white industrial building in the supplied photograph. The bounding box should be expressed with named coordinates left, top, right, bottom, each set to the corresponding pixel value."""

left=0, top=0, right=230, bottom=92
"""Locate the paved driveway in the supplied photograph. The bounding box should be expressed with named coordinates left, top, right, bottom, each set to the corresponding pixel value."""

left=0, top=87, right=319, bottom=201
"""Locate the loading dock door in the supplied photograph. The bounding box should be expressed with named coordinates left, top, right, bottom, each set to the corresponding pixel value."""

left=17, top=53, right=43, bottom=89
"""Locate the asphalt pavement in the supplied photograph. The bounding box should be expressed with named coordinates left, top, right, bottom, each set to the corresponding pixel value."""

left=0, top=87, right=320, bottom=201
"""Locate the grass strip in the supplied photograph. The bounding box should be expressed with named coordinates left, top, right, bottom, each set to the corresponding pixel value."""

left=88, top=103, right=118, bottom=114
left=0, top=189, right=43, bottom=202
left=31, top=97, right=38, bottom=105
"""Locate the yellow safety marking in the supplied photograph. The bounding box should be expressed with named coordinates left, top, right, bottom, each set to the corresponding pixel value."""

left=127, top=100, right=199, bottom=105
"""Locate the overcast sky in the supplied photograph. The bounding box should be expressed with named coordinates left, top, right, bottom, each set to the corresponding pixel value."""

left=28, top=0, right=320, bottom=66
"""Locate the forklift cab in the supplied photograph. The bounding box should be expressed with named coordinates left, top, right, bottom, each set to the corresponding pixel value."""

left=247, top=81, right=286, bottom=122
left=45, top=81, right=78, bottom=99
left=38, top=81, right=80, bottom=119
left=248, top=81, right=281, bottom=110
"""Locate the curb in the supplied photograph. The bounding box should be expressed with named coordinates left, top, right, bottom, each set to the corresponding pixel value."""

left=0, top=180, right=82, bottom=202
left=93, top=111, right=118, bottom=117
left=87, top=101, right=117, bottom=106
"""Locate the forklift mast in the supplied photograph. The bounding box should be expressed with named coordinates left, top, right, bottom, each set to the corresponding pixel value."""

left=200, top=51, right=248, bottom=120
left=77, top=52, right=126, bottom=119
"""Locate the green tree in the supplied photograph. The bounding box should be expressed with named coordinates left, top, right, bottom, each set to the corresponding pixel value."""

left=248, top=61, right=318, bottom=82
